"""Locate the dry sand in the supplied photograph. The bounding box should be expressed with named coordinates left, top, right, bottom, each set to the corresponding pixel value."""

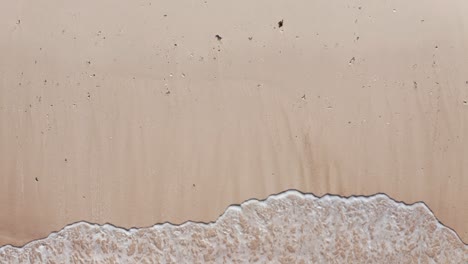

left=0, top=0, right=467, bottom=247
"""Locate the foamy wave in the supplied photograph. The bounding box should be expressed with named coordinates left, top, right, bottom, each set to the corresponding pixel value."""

left=1, top=191, right=467, bottom=263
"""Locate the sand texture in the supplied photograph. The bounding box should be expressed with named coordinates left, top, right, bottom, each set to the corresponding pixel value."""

left=1, top=0, right=468, bottom=247
left=0, top=191, right=467, bottom=263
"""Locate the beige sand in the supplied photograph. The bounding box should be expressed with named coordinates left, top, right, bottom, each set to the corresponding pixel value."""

left=0, top=0, right=467, bottom=247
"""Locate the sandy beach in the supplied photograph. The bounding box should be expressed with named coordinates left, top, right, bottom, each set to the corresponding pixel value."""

left=1, top=0, right=467, bottom=248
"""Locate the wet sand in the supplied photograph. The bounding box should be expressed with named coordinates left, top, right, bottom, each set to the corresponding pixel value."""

left=1, top=0, right=468, bottom=246
left=1, top=191, right=467, bottom=263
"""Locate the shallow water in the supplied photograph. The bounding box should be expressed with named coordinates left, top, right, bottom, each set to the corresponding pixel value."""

left=1, top=191, right=466, bottom=263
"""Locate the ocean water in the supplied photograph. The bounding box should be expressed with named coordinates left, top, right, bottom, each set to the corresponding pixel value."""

left=0, top=190, right=466, bottom=263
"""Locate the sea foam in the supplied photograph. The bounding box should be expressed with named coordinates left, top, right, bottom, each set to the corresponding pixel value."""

left=0, top=190, right=466, bottom=263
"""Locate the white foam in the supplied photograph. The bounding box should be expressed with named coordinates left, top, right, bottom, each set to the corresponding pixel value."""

left=0, top=190, right=466, bottom=263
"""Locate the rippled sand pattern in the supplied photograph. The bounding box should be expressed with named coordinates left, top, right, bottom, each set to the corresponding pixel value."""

left=1, top=191, right=466, bottom=263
